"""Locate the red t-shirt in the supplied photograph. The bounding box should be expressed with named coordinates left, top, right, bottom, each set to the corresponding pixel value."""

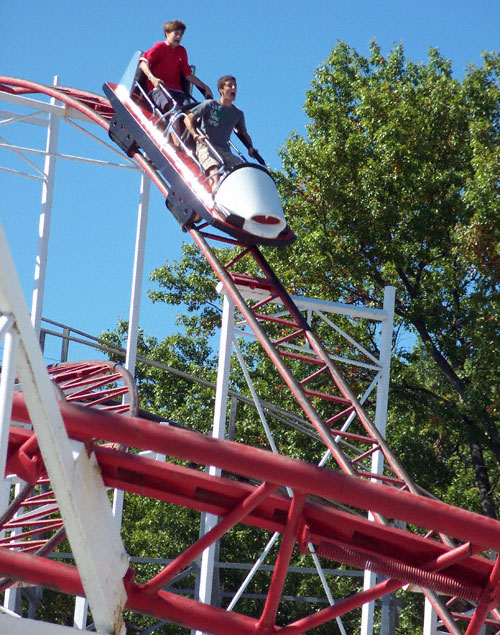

left=142, top=41, right=191, bottom=92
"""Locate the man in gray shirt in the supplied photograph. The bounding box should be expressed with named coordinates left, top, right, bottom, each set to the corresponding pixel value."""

left=185, top=75, right=259, bottom=191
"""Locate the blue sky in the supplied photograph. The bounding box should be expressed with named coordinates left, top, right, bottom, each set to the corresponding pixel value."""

left=1, top=1, right=499, bottom=364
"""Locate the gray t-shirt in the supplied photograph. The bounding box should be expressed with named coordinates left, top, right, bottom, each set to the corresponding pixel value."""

left=190, top=99, right=248, bottom=149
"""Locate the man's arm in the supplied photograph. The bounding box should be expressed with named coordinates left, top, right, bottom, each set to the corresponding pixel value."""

left=139, top=60, right=161, bottom=89
left=184, top=112, right=207, bottom=143
left=234, top=126, right=265, bottom=165
left=238, top=130, right=259, bottom=159
left=185, top=73, right=213, bottom=99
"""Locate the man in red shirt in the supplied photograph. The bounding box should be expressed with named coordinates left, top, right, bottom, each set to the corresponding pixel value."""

left=139, top=19, right=212, bottom=112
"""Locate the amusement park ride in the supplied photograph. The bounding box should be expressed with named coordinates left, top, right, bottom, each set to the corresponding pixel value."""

left=0, top=55, right=499, bottom=635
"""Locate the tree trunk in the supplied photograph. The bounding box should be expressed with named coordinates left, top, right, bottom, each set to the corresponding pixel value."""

left=469, top=441, right=497, bottom=519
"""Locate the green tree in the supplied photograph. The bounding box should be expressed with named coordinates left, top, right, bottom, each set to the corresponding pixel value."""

left=275, top=41, right=500, bottom=517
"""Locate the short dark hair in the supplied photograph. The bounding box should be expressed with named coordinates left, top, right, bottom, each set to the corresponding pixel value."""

left=163, top=20, right=186, bottom=35
left=217, top=75, right=237, bottom=94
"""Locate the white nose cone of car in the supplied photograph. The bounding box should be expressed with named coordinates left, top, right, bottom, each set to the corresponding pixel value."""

left=214, top=165, right=287, bottom=239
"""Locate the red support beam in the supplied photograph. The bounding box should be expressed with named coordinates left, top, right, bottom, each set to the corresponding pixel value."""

left=10, top=393, right=500, bottom=561
left=141, top=480, right=278, bottom=593
left=258, top=492, right=307, bottom=631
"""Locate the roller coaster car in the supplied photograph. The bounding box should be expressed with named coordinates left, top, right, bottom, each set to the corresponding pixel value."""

left=103, top=52, right=295, bottom=246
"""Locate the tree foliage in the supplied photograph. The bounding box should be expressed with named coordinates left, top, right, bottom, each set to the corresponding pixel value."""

left=275, top=41, right=500, bottom=517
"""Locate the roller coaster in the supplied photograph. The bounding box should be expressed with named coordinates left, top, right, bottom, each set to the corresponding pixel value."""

left=104, top=51, right=295, bottom=246
left=1, top=72, right=500, bottom=635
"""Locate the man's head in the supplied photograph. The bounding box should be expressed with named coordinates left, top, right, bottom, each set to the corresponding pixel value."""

left=217, top=75, right=237, bottom=100
left=163, top=20, right=186, bottom=35
left=163, top=20, right=186, bottom=47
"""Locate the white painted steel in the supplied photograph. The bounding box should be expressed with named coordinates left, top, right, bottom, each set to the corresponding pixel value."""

left=423, top=594, right=479, bottom=635
left=214, top=166, right=286, bottom=238
left=308, top=543, right=348, bottom=635
left=0, top=332, right=21, bottom=635
left=73, top=596, right=88, bottom=629
left=196, top=294, right=235, bottom=635
left=105, top=175, right=151, bottom=629
left=30, top=77, right=60, bottom=337
left=360, top=568, right=377, bottom=635
left=424, top=598, right=440, bottom=634
left=360, top=286, right=396, bottom=635
left=0, top=325, right=18, bottom=482
left=124, top=173, right=151, bottom=379
left=226, top=532, right=280, bottom=612
left=0, top=612, right=88, bottom=634
left=2, top=481, right=23, bottom=615
left=0, top=91, right=97, bottom=124
left=0, top=224, right=129, bottom=635
left=372, top=285, right=396, bottom=465
left=233, top=283, right=389, bottom=321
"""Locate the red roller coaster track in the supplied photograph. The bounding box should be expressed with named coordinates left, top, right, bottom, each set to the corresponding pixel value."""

left=1, top=77, right=500, bottom=634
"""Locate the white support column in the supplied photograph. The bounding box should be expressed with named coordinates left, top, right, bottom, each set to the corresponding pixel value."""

left=72, top=596, right=88, bottom=631
left=424, top=597, right=439, bottom=634
left=0, top=224, right=129, bottom=635
left=124, top=173, right=151, bottom=377
left=76, top=175, right=151, bottom=631
left=360, top=567, right=377, bottom=635
left=360, top=286, right=395, bottom=635
left=2, top=480, right=23, bottom=615
left=372, top=286, right=395, bottom=468
left=424, top=598, right=485, bottom=635
left=118, top=172, right=150, bottom=517
left=0, top=320, right=18, bottom=480
left=31, top=77, right=60, bottom=337
left=195, top=293, right=235, bottom=634
left=111, top=173, right=151, bottom=538
left=0, top=318, right=22, bottom=615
